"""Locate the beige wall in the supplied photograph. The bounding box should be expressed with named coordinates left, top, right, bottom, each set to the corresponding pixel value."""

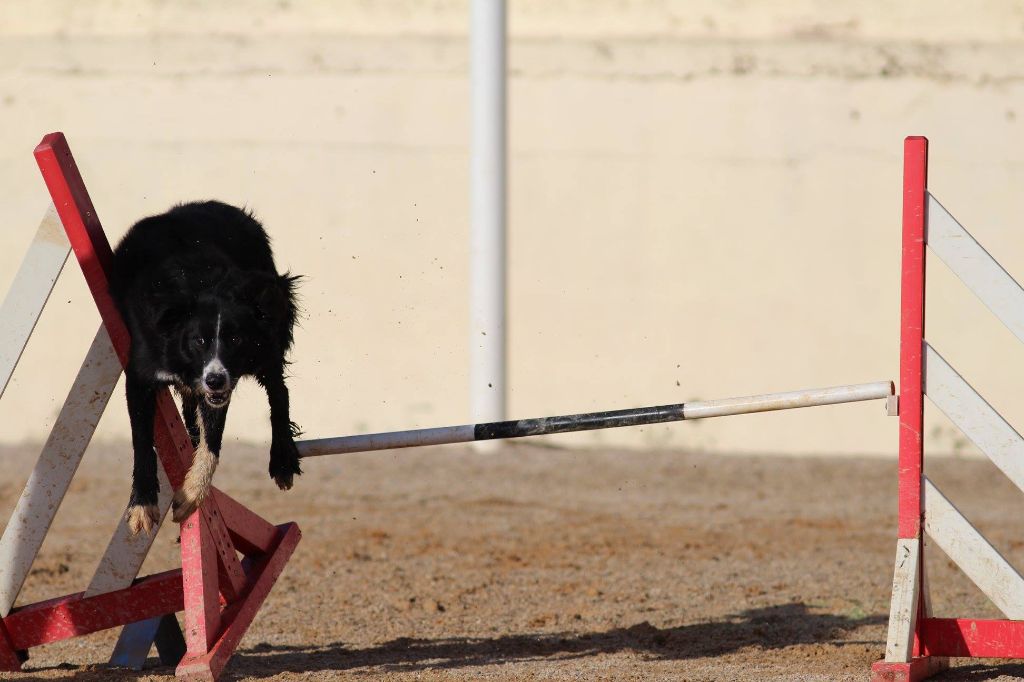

left=2, top=2, right=1024, bottom=456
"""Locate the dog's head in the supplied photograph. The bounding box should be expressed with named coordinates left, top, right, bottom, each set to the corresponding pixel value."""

left=155, top=271, right=292, bottom=408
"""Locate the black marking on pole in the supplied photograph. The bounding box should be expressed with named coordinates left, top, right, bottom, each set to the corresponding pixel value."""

left=473, top=403, right=687, bottom=441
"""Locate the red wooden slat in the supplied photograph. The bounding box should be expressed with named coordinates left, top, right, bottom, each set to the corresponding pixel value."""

left=32, top=133, right=129, bottom=363
left=177, top=523, right=301, bottom=681
left=203, top=499, right=246, bottom=601
left=4, top=570, right=182, bottom=649
left=212, top=490, right=279, bottom=556
left=180, top=516, right=222, bottom=654
left=920, top=617, right=1024, bottom=658
left=898, top=135, right=928, bottom=541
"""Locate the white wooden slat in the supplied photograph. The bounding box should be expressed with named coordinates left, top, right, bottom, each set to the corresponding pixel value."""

left=923, top=477, right=1024, bottom=619
left=883, top=537, right=920, bottom=663
left=0, top=205, right=70, bottom=399
left=84, top=456, right=172, bottom=597
left=0, top=326, right=121, bottom=615
left=923, top=343, right=1024, bottom=494
left=927, top=194, right=1024, bottom=344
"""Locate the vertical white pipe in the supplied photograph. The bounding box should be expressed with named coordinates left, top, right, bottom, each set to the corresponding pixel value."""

left=470, top=0, right=507, bottom=439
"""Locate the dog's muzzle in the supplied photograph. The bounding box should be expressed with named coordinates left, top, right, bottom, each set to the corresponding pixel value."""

left=202, top=372, right=231, bottom=407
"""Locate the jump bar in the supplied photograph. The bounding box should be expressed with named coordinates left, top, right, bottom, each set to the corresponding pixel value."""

left=296, top=380, right=895, bottom=458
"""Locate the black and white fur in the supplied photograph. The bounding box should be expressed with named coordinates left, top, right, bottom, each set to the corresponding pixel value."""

left=109, top=201, right=302, bottom=534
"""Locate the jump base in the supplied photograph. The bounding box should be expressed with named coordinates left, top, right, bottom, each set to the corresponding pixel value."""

left=871, top=657, right=949, bottom=682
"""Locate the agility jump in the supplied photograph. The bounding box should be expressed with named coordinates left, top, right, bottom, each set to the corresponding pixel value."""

left=0, top=133, right=1009, bottom=681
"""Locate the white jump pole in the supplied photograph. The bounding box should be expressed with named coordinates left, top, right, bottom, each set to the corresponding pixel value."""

left=469, top=0, right=508, bottom=446
left=296, top=381, right=895, bottom=458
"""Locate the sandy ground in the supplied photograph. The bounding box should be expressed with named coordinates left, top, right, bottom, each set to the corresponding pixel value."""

left=2, top=440, right=1024, bottom=681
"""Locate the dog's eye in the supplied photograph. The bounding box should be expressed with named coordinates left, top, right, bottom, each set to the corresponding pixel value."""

left=230, top=335, right=242, bottom=346
left=192, top=336, right=206, bottom=348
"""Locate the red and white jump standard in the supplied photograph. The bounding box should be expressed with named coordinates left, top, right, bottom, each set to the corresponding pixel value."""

left=873, top=137, right=1024, bottom=679
left=0, top=133, right=300, bottom=681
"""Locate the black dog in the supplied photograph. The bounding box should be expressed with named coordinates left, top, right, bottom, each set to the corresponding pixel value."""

left=109, top=201, right=302, bottom=534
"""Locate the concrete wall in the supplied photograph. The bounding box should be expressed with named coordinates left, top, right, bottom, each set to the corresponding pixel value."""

left=2, top=1, right=1024, bottom=456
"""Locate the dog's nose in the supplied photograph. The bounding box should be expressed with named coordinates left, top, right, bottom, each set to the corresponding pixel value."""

left=204, top=372, right=227, bottom=390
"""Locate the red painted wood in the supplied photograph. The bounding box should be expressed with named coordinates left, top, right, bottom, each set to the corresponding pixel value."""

left=0, top=618, right=24, bottom=671
left=212, top=490, right=279, bottom=556
left=31, top=132, right=300, bottom=680
left=920, top=617, right=1024, bottom=658
left=870, top=655, right=949, bottom=682
left=4, top=570, right=182, bottom=649
left=33, top=133, right=131, bottom=364
left=180, top=516, right=222, bottom=654
left=203, top=503, right=246, bottom=601
left=177, top=524, right=301, bottom=681
left=898, top=136, right=928, bottom=540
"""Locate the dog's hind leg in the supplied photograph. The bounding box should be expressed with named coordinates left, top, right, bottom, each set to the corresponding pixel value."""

left=261, top=371, right=302, bottom=490
left=125, top=371, right=161, bottom=535
left=172, top=402, right=227, bottom=523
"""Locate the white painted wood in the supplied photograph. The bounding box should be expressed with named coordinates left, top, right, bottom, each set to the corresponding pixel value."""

left=0, top=326, right=120, bottom=615
left=0, top=205, right=69, bottom=399
left=298, top=424, right=476, bottom=458
left=924, top=477, right=1024, bottom=619
left=923, top=343, right=1024, bottom=495
left=883, top=537, right=920, bottom=663
left=85, top=461, right=172, bottom=597
left=681, top=381, right=893, bottom=419
left=927, top=194, right=1024, bottom=343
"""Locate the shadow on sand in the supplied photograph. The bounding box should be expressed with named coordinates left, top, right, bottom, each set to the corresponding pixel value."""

left=20, top=602, right=880, bottom=680
left=22, top=602, right=1003, bottom=680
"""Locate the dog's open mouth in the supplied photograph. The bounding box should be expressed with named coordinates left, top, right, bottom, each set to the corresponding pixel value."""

left=204, top=391, right=231, bottom=408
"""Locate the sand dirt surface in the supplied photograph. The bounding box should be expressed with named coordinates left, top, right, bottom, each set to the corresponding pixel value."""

left=2, top=441, right=1024, bottom=681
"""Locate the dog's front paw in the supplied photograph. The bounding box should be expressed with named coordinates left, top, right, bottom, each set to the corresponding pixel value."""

left=269, top=438, right=303, bottom=490
left=171, top=488, right=199, bottom=523
left=126, top=504, right=161, bottom=535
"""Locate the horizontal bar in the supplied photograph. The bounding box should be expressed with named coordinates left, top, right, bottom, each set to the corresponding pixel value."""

left=680, top=381, right=894, bottom=419
left=921, top=617, right=1024, bottom=659
left=296, top=380, right=894, bottom=458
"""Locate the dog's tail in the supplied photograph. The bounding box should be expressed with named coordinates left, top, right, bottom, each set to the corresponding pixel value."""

left=278, top=271, right=303, bottom=352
